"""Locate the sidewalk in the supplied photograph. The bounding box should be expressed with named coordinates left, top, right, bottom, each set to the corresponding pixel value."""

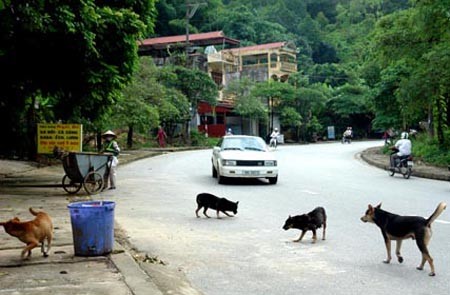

left=0, top=148, right=204, bottom=295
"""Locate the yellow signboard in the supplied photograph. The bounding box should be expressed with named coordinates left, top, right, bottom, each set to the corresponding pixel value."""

left=37, top=123, right=83, bottom=154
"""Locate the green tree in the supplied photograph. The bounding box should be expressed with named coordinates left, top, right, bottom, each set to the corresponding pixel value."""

left=112, top=57, right=190, bottom=147
left=280, top=106, right=302, bottom=139
left=157, top=65, right=218, bottom=140
left=326, top=83, right=373, bottom=137
left=225, top=78, right=266, bottom=124
left=114, top=57, right=161, bottom=148
left=0, top=0, right=156, bottom=157
left=251, top=81, right=296, bottom=131
left=371, top=0, right=450, bottom=144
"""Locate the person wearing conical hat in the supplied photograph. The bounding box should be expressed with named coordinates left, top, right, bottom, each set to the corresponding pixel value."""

left=102, top=130, right=120, bottom=190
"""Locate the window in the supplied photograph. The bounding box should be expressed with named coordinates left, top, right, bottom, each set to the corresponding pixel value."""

left=270, top=53, right=278, bottom=68
left=280, top=54, right=295, bottom=63
left=242, top=56, right=257, bottom=66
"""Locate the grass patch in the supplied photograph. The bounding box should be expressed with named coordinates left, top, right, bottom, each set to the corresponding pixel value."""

left=412, top=134, right=450, bottom=167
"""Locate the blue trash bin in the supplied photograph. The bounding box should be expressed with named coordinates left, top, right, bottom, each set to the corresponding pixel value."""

left=67, top=201, right=115, bottom=256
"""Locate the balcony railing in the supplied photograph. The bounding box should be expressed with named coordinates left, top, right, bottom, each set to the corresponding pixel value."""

left=280, top=62, right=297, bottom=73
left=207, top=52, right=239, bottom=65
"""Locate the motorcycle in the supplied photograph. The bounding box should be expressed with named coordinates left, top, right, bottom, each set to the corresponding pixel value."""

left=388, top=147, right=413, bottom=179
left=269, top=137, right=277, bottom=149
left=341, top=135, right=352, bottom=144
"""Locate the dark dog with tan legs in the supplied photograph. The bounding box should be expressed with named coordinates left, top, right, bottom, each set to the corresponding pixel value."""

left=282, top=207, right=327, bottom=243
left=195, top=193, right=239, bottom=219
left=360, top=202, right=446, bottom=276
left=0, top=208, right=53, bottom=260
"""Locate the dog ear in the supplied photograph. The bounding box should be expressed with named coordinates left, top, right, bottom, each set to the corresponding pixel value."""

left=375, top=203, right=382, bottom=209
left=288, top=215, right=291, bottom=218
left=368, top=204, right=373, bottom=211
left=12, top=217, right=20, bottom=222
left=236, top=201, right=239, bottom=205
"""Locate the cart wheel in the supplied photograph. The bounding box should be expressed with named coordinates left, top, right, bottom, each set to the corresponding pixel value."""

left=83, top=172, right=104, bottom=195
left=62, top=175, right=82, bottom=194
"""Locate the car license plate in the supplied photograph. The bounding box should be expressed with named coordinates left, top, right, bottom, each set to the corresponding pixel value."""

left=407, top=161, right=413, bottom=166
left=244, top=171, right=259, bottom=176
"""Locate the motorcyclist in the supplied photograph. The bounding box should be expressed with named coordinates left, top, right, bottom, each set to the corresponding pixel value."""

left=270, top=128, right=280, bottom=148
left=390, top=131, right=412, bottom=168
left=342, top=127, right=352, bottom=143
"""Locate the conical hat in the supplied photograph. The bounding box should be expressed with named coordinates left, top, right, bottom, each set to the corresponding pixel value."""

left=102, top=130, right=116, bottom=138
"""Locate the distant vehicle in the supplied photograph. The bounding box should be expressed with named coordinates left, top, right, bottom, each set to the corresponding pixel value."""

left=211, top=135, right=278, bottom=184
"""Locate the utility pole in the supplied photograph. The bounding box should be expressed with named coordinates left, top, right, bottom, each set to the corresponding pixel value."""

left=184, top=1, right=206, bottom=144
left=184, top=0, right=206, bottom=66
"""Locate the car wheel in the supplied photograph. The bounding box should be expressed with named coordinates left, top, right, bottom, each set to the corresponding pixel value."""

left=212, top=164, right=217, bottom=178
left=268, top=176, right=278, bottom=184
left=217, top=168, right=226, bottom=184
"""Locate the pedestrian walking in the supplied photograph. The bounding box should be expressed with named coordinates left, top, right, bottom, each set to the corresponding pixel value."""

left=157, top=126, right=167, bottom=147
left=102, top=130, right=120, bottom=190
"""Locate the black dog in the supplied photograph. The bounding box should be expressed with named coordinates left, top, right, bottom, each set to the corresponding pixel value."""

left=282, top=207, right=327, bottom=243
left=361, top=202, right=446, bottom=276
left=195, top=193, right=239, bottom=219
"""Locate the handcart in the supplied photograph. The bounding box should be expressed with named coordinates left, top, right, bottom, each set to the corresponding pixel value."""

left=61, top=152, right=112, bottom=195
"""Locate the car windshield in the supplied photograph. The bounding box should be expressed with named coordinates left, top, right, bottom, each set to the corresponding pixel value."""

left=222, top=137, right=266, bottom=152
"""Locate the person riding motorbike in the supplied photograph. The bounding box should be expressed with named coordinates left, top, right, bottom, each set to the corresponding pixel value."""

left=342, top=127, right=352, bottom=143
left=270, top=128, right=280, bottom=148
left=390, top=131, right=412, bottom=168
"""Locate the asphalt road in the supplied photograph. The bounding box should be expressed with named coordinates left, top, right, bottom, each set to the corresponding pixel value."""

left=112, top=141, right=450, bottom=295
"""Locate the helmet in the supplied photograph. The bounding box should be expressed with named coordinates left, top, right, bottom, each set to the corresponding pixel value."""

left=102, top=130, right=116, bottom=138
left=274, top=128, right=278, bottom=131
left=228, top=128, right=232, bottom=132
left=401, top=132, right=409, bottom=139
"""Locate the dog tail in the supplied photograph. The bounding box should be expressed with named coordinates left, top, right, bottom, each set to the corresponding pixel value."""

left=29, top=207, right=40, bottom=216
left=426, top=202, right=447, bottom=226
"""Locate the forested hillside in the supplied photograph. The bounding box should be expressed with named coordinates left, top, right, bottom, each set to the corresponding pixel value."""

left=0, top=0, right=448, bottom=164
left=153, top=0, right=449, bottom=146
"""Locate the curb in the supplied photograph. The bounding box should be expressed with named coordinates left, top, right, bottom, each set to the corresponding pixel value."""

left=360, top=148, right=387, bottom=171
left=111, top=243, right=163, bottom=295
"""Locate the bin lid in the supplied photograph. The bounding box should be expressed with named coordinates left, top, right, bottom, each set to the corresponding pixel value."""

left=68, top=201, right=115, bottom=209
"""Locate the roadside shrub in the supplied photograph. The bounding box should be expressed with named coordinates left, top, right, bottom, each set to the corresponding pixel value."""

left=412, top=133, right=450, bottom=167
left=190, top=130, right=220, bottom=147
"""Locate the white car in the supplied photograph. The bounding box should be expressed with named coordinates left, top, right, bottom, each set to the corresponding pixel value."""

left=211, top=135, right=278, bottom=184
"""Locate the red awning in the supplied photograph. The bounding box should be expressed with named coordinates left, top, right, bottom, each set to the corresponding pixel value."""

left=198, top=101, right=233, bottom=114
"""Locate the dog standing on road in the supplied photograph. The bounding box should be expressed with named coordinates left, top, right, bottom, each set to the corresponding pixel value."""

left=195, top=193, right=239, bottom=219
left=0, top=207, right=53, bottom=260
left=360, top=202, right=446, bottom=276
left=283, top=207, right=327, bottom=243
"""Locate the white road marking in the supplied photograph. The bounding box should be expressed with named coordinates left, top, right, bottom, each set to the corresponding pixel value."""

left=301, top=190, right=319, bottom=195
left=435, top=219, right=450, bottom=224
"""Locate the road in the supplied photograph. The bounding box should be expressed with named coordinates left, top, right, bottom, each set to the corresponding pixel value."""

left=112, top=141, right=450, bottom=295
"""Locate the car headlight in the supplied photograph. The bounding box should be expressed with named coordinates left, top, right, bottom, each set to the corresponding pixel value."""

left=264, top=160, right=277, bottom=166
left=222, top=160, right=237, bottom=166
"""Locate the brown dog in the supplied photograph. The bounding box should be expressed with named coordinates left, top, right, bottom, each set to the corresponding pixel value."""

left=0, top=207, right=53, bottom=260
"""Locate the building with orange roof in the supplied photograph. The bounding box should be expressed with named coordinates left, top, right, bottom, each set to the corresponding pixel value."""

left=139, top=32, right=297, bottom=137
